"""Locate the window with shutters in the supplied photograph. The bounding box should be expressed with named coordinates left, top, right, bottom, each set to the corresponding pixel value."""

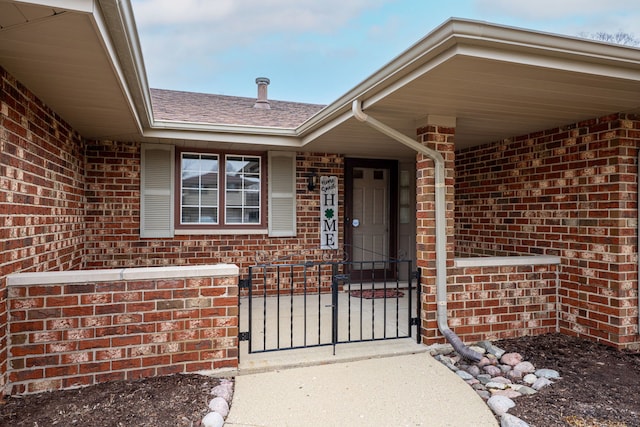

left=140, top=144, right=296, bottom=237
left=176, top=150, right=265, bottom=230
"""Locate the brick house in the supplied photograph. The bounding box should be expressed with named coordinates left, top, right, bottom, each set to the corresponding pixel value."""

left=1, top=1, right=639, bottom=394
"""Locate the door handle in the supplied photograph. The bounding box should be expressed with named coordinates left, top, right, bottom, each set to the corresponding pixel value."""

left=352, top=218, right=360, bottom=228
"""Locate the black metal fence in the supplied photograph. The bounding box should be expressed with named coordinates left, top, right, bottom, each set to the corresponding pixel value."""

left=240, top=259, right=420, bottom=354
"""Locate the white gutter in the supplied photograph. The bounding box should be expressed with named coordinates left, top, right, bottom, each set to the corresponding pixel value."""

left=352, top=100, right=481, bottom=361
left=149, top=120, right=299, bottom=136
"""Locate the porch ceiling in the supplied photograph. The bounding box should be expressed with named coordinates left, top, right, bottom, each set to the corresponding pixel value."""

left=1, top=2, right=639, bottom=161
left=0, top=0, right=145, bottom=141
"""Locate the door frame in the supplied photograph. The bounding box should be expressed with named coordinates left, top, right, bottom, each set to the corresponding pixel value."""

left=344, top=158, right=399, bottom=278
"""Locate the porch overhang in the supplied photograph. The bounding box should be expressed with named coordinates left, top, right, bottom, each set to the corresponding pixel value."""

left=299, top=19, right=640, bottom=158
left=1, top=2, right=639, bottom=159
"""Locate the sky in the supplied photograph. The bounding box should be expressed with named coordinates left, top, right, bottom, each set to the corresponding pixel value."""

left=130, top=0, right=640, bottom=105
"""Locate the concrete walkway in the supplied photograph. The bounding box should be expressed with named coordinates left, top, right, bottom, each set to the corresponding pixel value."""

left=225, top=340, right=498, bottom=427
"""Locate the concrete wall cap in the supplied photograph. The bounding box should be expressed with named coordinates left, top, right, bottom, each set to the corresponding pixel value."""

left=454, top=255, right=561, bottom=268
left=6, top=264, right=239, bottom=286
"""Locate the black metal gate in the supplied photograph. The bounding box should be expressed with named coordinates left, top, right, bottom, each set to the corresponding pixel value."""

left=239, top=259, right=420, bottom=354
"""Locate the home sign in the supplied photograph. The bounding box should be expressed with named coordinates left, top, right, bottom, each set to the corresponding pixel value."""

left=320, top=175, right=338, bottom=249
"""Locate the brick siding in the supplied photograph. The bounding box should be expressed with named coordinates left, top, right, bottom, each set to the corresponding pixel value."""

left=1, top=66, right=87, bottom=394
left=7, top=266, right=238, bottom=394
left=455, top=114, right=640, bottom=349
left=435, top=261, right=559, bottom=343
left=83, top=141, right=345, bottom=274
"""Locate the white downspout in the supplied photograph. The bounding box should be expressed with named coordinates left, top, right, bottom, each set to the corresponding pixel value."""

left=352, top=100, right=482, bottom=361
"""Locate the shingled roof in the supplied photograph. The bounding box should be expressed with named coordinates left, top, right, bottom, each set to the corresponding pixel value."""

left=150, top=88, right=326, bottom=128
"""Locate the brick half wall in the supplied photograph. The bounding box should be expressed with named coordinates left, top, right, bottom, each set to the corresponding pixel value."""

left=6, top=264, right=239, bottom=395
left=455, top=113, right=640, bottom=349
left=422, top=256, right=560, bottom=344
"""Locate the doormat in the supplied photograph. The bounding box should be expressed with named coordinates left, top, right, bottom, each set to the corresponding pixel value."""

left=349, top=289, right=405, bottom=299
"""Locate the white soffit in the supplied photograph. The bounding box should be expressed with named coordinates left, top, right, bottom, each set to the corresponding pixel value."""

left=0, top=1, right=141, bottom=140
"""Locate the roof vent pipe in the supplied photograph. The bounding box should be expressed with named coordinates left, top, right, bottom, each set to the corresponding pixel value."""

left=352, top=99, right=482, bottom=362
left=254, top=77, right=271, bottom=109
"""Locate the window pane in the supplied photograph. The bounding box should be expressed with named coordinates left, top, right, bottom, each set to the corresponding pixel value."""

left=244, top=208, right=260, bottom=223
left=226, top=176, right=243, bottom=190
left=244, top=191, right=260, bottom=206
left=182, top=172, right=200, bottom=188
left=201, top=172, right=218, bottom=188
left=182, top=154, right=200, bottom=171
left=226, top=208, right=242, bottom=223
left=200, top=207, right=217, bottom=223
left=180, top=153, right=219, bottom=224
left=226, top=157, right=244, bottom=173
left=201, top=189, right=217, bottom=205
left=182, top=207, right=200, bottom=223
left=243, top=159, right=260, bottom=174
left=182, top=189, right=200, bottom=206
left=201, top=158, right=218, bottom=173
left=224, top=155, right=261, bottom=224
left=226, top=190, right=242, bottom=206
left=244, top=177, right=260, bottom=190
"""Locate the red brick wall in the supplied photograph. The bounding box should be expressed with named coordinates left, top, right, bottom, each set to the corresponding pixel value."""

left=7, top=267, right=238, bottom=394
left=83, top=142, right=345, bottom=274
left=1, top=67, right=87, bottom=393
left=455, top=114, right=640, bottom=349
left=438, top=262, right=558, bottom=343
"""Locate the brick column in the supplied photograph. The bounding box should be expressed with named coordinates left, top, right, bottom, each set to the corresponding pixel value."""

left=416, top=124, right=456, bottom=344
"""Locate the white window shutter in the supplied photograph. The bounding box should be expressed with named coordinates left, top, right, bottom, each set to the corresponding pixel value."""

left=140, top=144, right=174, bottom=238
left=268, top=151, right=296, bottom=237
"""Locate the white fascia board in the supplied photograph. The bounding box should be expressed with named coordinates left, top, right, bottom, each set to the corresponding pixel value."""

left=457, top=18, right=640, bottom=66
left=92, top=0, right=152, bottom=133
left=143, top=127, right=303, bottom=148
left=457, top=43, right=640, bottom=82
left=12, top=0, right=93, bottom=13
left=151, top=120, right=299, bottom=136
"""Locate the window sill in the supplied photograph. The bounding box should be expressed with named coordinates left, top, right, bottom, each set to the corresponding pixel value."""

left=175, top=228, right=269, bottom=236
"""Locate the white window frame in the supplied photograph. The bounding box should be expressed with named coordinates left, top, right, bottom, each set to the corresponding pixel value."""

left=224, top=154, right=262, bottom=226
left=180, top=152, right=220, bottom=225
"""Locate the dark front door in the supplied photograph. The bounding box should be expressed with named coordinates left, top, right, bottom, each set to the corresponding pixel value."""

left=345, top=158, right=398, bottom=280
